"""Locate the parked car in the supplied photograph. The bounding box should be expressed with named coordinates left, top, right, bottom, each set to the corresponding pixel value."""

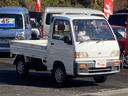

left=0, top=7, right=31, bottom=53
left=109, top=12, right=128, bottom=68
left=111, top=25, right=126, bottom=67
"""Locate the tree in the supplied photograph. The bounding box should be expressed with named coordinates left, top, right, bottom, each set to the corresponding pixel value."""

left=93, top=0, right=103, bottom=10
left=0, top=0, right=127, bottom=12
left=0, top=0, right=20, bottom=7
left=18, top=0, right=26, bottom=7
left=43, top=0, right=59, bottom=7
left=77, top=0, right=91, bottom=8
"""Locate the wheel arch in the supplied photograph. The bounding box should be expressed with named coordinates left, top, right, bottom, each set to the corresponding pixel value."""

left=52, top=61, right=66, bottom=73
left=13, top=55, right=26, bottom=65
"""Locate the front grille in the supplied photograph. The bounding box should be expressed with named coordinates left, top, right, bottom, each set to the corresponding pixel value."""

left=88, top=67, right=112, bottom=73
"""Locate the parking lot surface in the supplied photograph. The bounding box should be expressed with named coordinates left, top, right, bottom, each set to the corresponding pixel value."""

left=0, top=58, right=128, bottom=96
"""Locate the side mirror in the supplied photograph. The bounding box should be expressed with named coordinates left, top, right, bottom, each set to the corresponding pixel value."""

left=64, top=36, right=72, bottom=45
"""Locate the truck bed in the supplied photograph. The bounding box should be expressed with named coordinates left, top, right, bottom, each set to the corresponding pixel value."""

left=10, top=40, right=48, bottom=59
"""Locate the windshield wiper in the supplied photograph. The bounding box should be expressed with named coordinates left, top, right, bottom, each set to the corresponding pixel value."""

left=90, top=38, right=103, bottom=43
left=105, top=38, right=115, bottom=40
left=79, top=38, right=102, bottom=44
left=91, top=38, right=103, bottom=43
left=79, top=39, right=91, bottom=44
left=90, top=38, right=100, bottom=41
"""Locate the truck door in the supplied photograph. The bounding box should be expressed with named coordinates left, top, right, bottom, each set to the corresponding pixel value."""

left=47, top=19, right=74, bottom=75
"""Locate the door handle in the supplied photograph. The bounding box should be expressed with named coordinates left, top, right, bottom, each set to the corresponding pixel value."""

left=51, top=43, right=54, bottom=45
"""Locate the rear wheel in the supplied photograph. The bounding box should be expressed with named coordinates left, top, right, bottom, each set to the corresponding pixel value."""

left=52, top=65, right=68, bottom=86
left=93, top=75, right=107, bottom=83
left=16, top=57, right=29, bottom=78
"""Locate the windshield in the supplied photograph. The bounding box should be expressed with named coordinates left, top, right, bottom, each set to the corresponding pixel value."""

left=73, top=19, right=115, bottom=42
left=0, top=14, right=23, bottom=29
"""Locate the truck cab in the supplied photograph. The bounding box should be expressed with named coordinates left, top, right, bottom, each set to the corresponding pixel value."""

left=47, top=15, right=120, bottom=76
left=0, top=7, right=31, bottom=53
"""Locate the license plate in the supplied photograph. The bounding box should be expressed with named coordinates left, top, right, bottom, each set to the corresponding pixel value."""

left=95, top=59, right=106, bottom=68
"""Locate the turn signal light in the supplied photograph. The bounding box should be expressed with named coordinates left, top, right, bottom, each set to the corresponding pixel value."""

left=80, top=64, right=87, bottom=69
left=113, top=60, right=120, bottom=66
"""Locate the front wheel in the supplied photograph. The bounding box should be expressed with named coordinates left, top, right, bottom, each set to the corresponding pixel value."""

left=52, top=65, right=67, bottom=86
left=93, top=75, right=107, bottom=83
left=16, top=57, right=29, bottom=78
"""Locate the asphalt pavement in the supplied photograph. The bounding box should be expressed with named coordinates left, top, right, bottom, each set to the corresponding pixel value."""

left=0, top=57, right=128, bottom=96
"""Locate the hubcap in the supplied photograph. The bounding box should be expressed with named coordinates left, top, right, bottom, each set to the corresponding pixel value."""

left=17, top=61, right=24, bottom=74
left=55, top=68, right=64, bottom=83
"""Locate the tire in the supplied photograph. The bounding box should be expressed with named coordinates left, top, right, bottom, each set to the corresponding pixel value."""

left=16, top=57, right=29, bottom=78
left=93, top=75, right=107, bottom=83
left=120, top=53, right=124, bottom=68
left=122, top=53, right=128, bottom=68
left=52, top=65, right=67, bottom=86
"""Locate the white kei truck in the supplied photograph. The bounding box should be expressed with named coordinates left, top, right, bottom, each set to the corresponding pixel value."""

left=10, top=14, right=120, bottom=85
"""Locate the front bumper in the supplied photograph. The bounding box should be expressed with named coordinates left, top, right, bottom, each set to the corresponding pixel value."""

left=74, top=59, right=120, bottom=76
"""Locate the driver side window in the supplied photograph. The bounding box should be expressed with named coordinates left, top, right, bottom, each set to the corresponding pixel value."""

left=52, top=19, right=71, bottom=41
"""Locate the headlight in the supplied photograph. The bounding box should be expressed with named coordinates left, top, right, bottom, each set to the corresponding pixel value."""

left=15, top=32, right=25, bottom=40
left=110, top=50, right=120, bottom=57
left=75, top=52, right=88, bottom=58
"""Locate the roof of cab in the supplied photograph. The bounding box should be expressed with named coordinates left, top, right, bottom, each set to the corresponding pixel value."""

left=0, top=7, right=29, bottom=14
